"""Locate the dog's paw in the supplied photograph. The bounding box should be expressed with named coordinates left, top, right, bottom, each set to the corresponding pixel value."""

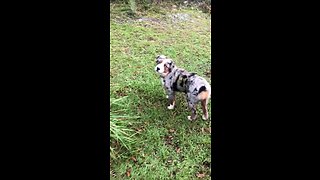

left=167, top=104, right=174, bottom=110
left=166, top=95, right=169, bottom=99
left=187, top=116, right=193, bottom=121
left=202, top=115, right=208, bottom=120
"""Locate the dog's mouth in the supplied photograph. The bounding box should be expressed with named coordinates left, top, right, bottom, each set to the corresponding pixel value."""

left=155, top=65, right=170, bottom=77
left=160, top=72, right=169, bottom=77
left=155, top=70, right=168, bottom=77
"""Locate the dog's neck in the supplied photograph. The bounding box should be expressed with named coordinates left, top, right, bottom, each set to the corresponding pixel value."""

left=168, top=66, right=177, bottom=75
left=160, top=66, right=177, bottom=78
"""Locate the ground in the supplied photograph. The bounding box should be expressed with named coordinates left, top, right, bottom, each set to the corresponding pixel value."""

left=110, top=3, right=212, bottom=179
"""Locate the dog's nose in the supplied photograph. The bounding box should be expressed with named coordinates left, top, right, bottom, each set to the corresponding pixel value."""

left=156, top=67, right=160, bottom=71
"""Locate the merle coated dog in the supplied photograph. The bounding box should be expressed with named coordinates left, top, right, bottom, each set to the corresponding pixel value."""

left=154, top=55, right=211, bottom=120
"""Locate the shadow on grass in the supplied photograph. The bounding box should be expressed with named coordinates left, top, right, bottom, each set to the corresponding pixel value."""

left=131, top=85, right=211, bottom=124
left=112, top=81, right=211, bottom=126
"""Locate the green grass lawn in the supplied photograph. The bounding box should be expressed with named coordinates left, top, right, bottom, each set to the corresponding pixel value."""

left=110, top=3, right=212, bottom=179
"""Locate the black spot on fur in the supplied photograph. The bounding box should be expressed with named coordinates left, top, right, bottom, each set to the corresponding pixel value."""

left=198, top=86, right=206, bottom=94
left=180, top=79, right=184, bottom=87
left=180, top=77, right=188, bottom=88
left=193, top=88, right=198, bottom=92
left=172, top=82, right=178, bottom=91
left=172, top=75, right=180, bottom=91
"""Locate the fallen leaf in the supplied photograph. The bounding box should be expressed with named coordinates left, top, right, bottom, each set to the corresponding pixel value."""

left=169, top=129, right=175, bottom=133
left=176, top=147, right=181, bottom=153
left=196, top=172, right=206, bottom=178
left=131, top=157, right=137, bottom=162
left=126, top=168, right=131, bottom=177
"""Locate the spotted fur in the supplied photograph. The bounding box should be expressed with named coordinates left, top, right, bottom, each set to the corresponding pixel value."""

left=155, top=55, right=211, bottom=120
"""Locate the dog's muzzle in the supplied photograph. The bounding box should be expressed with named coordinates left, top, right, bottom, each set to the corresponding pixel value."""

left=155, top=66, right=161, bottom=72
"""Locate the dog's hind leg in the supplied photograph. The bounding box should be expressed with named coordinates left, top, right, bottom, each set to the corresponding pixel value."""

left=201, top=99, right=209, bottom=120
left=187, top=102, right=197, bottom=121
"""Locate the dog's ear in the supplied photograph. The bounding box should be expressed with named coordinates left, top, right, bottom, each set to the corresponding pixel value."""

left=157, top=55, right=166, bottom=59
left=165, top=59, right=175, bottom=68
left=188, top=72, right=197, bottom=77
left=155, top=55, right=166, bottom=64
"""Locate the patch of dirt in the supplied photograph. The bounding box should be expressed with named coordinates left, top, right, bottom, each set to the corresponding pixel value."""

left=137, top=17, right=161, bottom=23
left=168, top=13, right=192, bottom=23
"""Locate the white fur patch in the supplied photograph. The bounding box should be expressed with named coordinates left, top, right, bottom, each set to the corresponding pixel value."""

left=202, top=115, right=208, bottom=120
left=161, top=78, right=165, bottom=85
left=166, top=95, right=169, bottom=99
left=167, top=104, right=174, bottom=109
left=155, top=63, right=165, bottom=73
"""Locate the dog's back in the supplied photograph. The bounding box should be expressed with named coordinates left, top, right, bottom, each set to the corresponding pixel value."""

left=187, top=75, right=211, bottom=102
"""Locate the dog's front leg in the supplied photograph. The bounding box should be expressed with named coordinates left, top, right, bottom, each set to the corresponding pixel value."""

left=167, top=92, right=176, bottom=110
left=186, top=93, right=197, bottom=120
left=161, top=78, right=169, bottom=98
left=163, top=87, right=169, bottom=99
left=187, top=102, right=197, bottom=120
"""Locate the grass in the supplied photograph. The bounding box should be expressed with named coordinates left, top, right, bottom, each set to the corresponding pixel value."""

left=110, top=2, right=212, bottom=179
left=110, top=96, right=140, bottom=160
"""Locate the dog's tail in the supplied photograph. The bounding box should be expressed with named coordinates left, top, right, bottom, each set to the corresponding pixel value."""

left=197, top=86, right=211, bottom=102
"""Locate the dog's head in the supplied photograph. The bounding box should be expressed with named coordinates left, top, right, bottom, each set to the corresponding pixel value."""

left=154, top=55, right=175, bottom=77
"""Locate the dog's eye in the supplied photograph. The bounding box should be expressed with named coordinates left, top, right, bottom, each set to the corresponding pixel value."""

left=156, top=60, right=163, bottom=64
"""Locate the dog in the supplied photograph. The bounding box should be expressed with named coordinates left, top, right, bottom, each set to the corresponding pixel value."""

left=154, top=55, right=211, bottom=120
